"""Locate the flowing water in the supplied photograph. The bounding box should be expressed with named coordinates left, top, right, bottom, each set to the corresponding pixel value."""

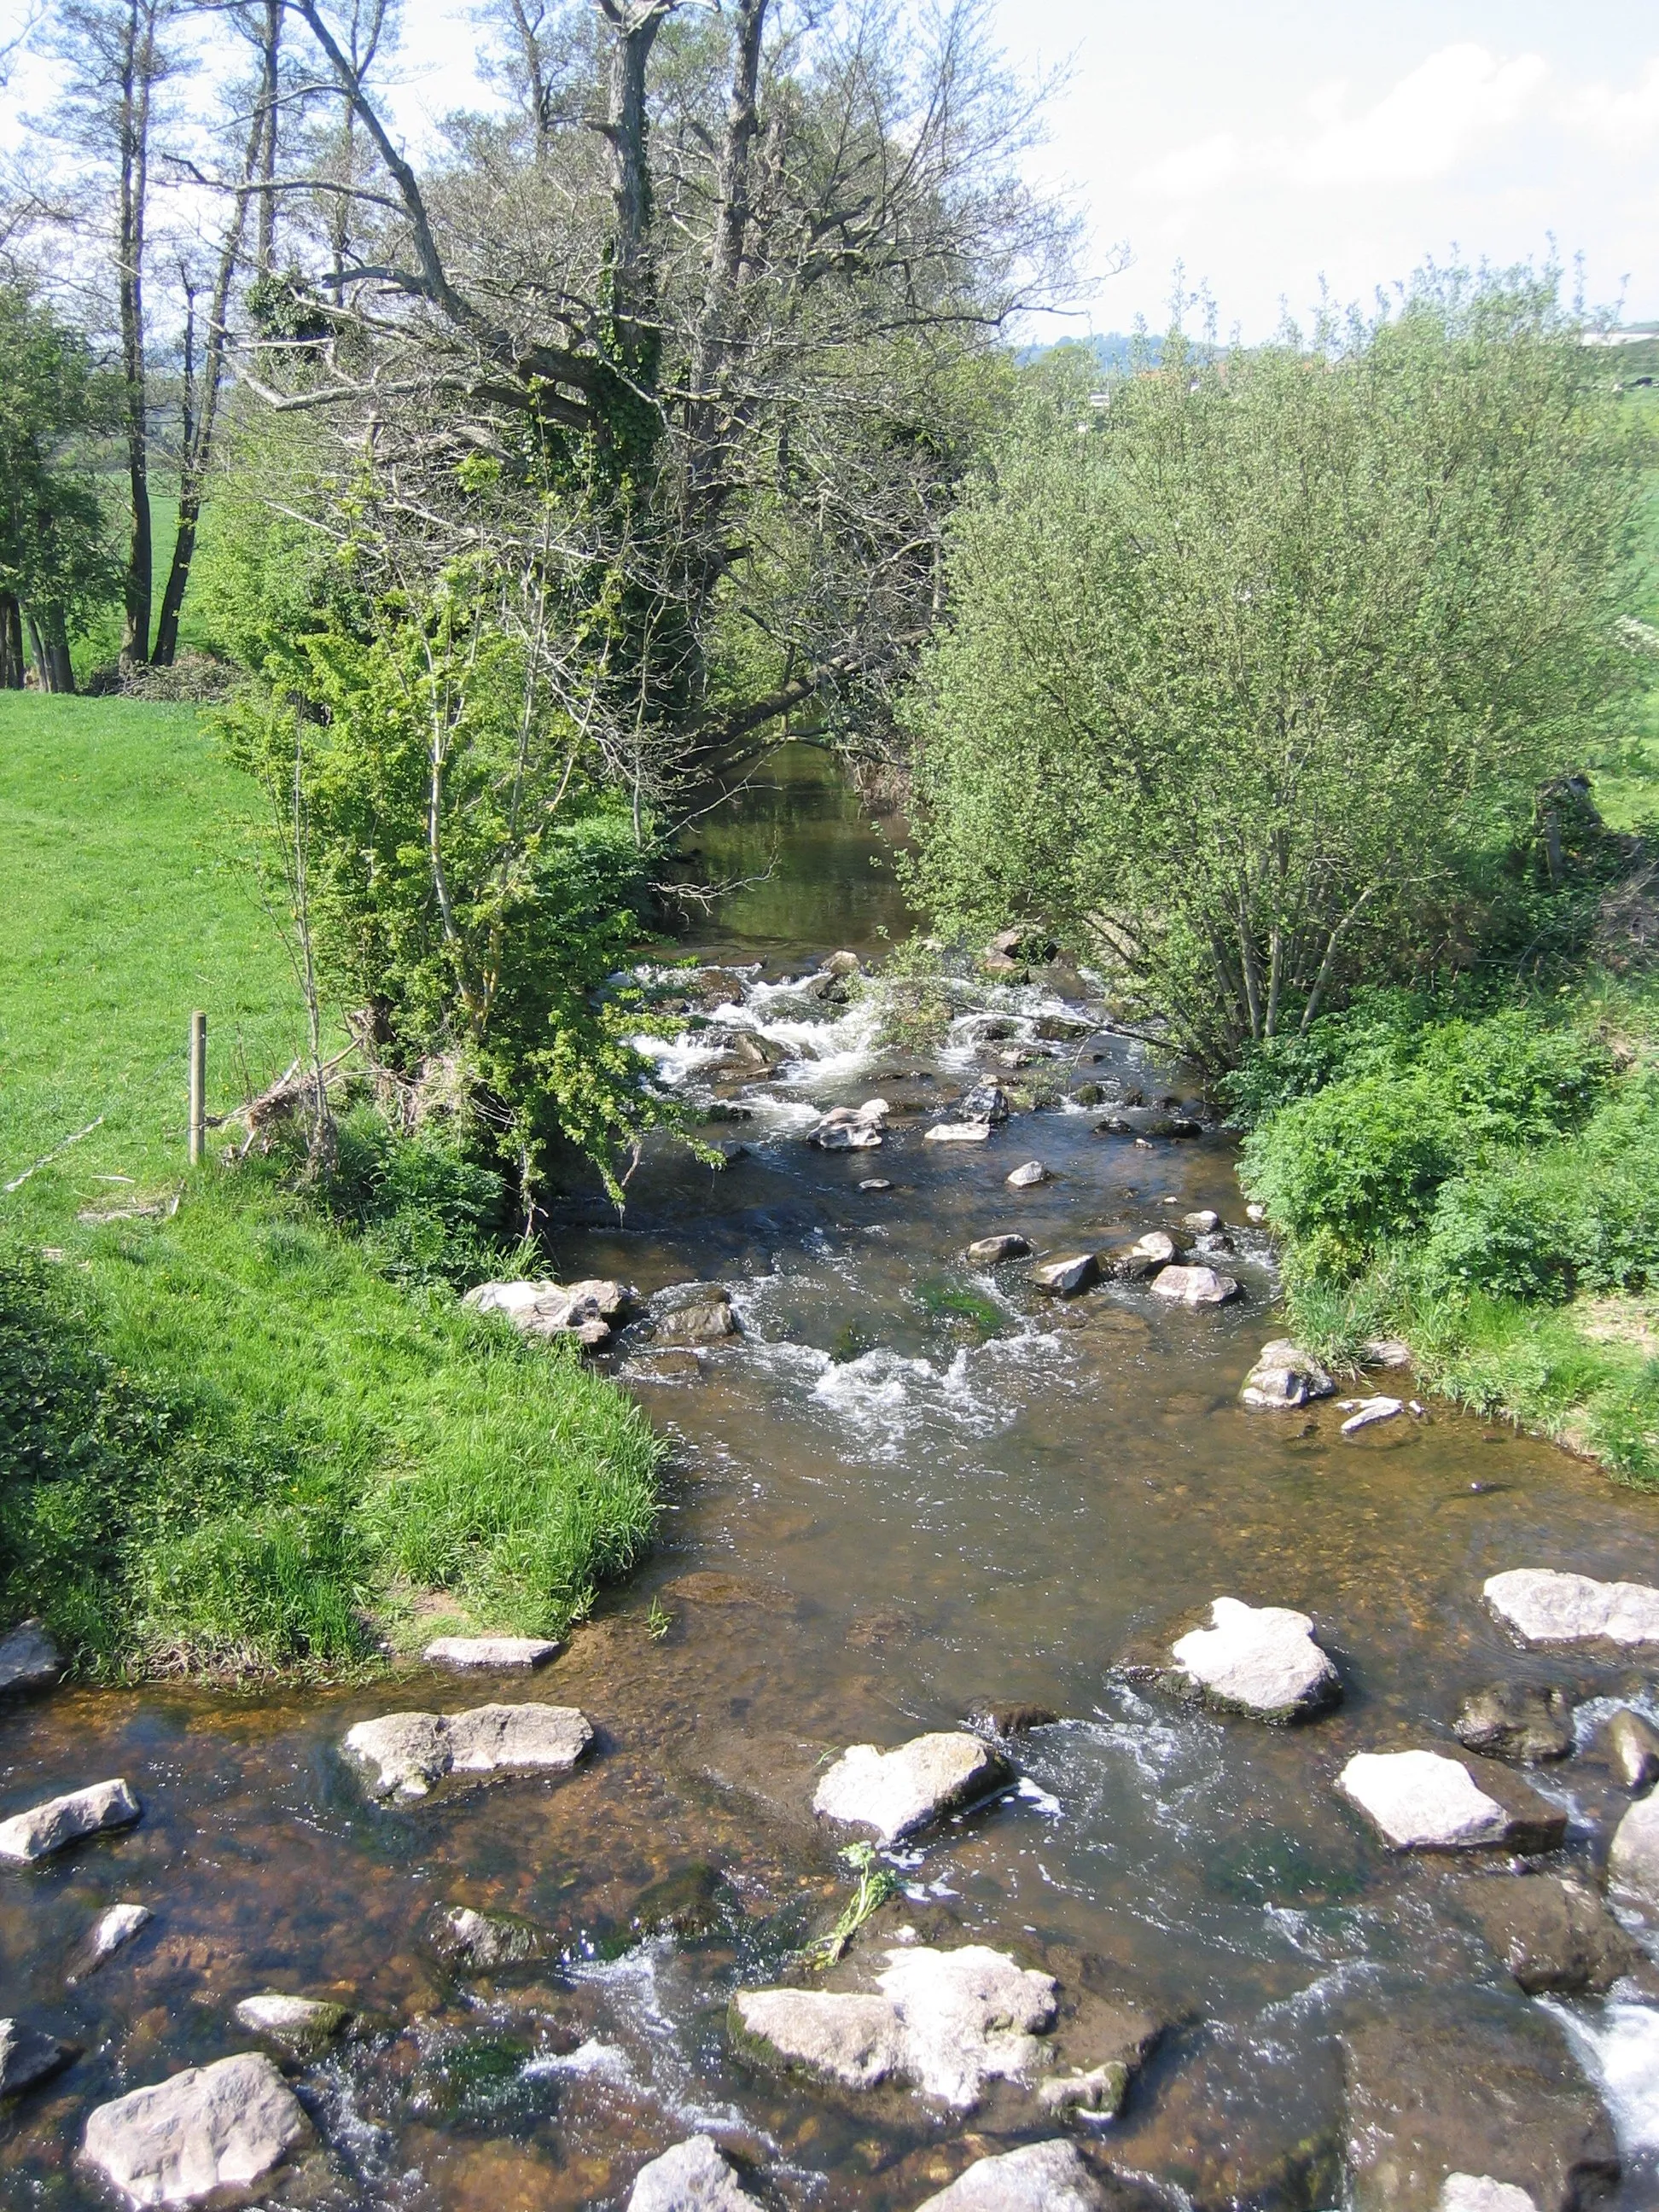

left=7, top=747, right=1659, bottom=2209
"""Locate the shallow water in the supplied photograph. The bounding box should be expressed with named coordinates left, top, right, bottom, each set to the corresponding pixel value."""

left=6, top=748, right=1659, bottom=2209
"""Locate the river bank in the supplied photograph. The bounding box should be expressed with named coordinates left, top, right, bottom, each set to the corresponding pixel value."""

left=6, top=745, right=1659, bottom=2207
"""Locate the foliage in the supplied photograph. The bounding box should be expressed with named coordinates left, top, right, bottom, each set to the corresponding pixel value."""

left=905, top=270, right=1653, bottom=1068
left=0, top=282, right=119, bottom=640
left=802, top=1842, right=900, bottom=1970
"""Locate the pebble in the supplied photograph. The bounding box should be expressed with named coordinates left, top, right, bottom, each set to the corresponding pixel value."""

left=858, top=1178, right=893, bottom=1191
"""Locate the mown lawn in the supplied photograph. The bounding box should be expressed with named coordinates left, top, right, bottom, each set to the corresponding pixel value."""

left=0, top=695, right=660, bottom=1677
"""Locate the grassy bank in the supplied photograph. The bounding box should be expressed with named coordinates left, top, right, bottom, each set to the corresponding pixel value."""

left=0, top=696, right=660, bottom=1677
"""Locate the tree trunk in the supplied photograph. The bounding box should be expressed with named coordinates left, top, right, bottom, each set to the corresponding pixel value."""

left=686, top=0, right=765, bottom=495
left=116, top=0, right=156, bottom=668
left=27, top=606, right=77, bottom=693
left=0, top=595, right=25, bottom=688
left=255, top=0, right=279, bottom=272
left=601, top=1, right=671, bottom=365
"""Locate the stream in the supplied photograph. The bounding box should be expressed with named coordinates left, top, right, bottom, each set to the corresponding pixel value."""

left=6, top=746, right=1659, bottom=2209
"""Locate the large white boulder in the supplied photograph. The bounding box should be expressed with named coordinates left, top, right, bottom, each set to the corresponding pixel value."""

left=1170, top=1598, right=1340, bottom=1720
left=1030, top=1254, right=1099, bottom=1296
left=341, top=1702, right=591, bottom=1800
left=1338, top=1749, right=1563, bottom=1853
left=627, top=2134, right=759, bottom=2210
left=81, top=2052, right=310, bottom=2206
left=734, top=1943, right=1056, bottom=2110
left=0, top=1778, right=140, bottom=1862
left=1484, top=1569, right=1659, bottom=1648
left=916, top=2140, right=1108, bottom=2211
left=1150, top=1264, right=1239, bottom=1307
left=812, top=1732, right=1008, bottom=1844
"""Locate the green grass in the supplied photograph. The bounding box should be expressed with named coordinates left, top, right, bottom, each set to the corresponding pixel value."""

left=0, top=695, right=661, bottom=1676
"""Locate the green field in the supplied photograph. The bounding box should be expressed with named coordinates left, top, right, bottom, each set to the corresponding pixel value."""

left=0, top=696, right=661, bottom=1678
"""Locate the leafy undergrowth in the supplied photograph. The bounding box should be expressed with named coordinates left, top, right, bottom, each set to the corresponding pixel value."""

left=0, top=695, right=661, bottom=1678
left=1234, top=983, right=1659, bottom=1485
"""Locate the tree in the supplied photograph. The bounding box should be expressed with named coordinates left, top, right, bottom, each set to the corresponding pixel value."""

left=0, top=282, right=119, bottom=690
left=904, top=276, right=1653, bottom=1070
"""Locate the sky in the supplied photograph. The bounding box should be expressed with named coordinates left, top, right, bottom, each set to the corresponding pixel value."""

left=4, top=0, right=1655, bottom=342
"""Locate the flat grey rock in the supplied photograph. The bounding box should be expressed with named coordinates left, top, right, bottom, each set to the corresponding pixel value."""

left=1005, top=1160, right=1048, bottom=1187
left=916, top=2139, right=1108, bottom=2210
left=0, top=1619, right=63, bottom=1696
left=655, top=1291, right=739, bottom=1345
left=925, top=1122, right=992, bottom=1144
left=965, top=1233, right=1032, bottom=1266
left=736, top=1942, right=1057, bottom=2110
left=422, top=1636, right=559, bottom=1670
left=1441, top=2182, right=1537, bottom=2212
left=1609, top=1790, right=1659, bottom=1912
left=1031, top=1253, right=1098, bottom=1296
left=627, top=2134, right=760, bottom=2209
left=0, top=2018, right=76, bottom=2098
left=812, top=1732, right=1008, bottom=1843
left=1170, top=1598, right=1340, bottom=1720
left=233, top=1993, right=352, bottom=2057
left=1486, top=1568, right=1659, bottom=1648
left=1600, top=1707, right=1659, bottom=1790
left=1339, top=1750, right=1564, bottom=1852
left=1150, top=1264, right=1239, bottom=1307
left=1340, top=1394, right=1403, bottom=1432
left=81, top=2052, right=310, bottom=2206
left=68, top=1902, right=152, bottom=1982
left=0, top=1778, right=141, bottom=1861
left=1240, top=1339, right=1335, bottom=1409
left=341, top=1703, right=591, bottom=1799
left=1460, top=1872, right=1641, bottom=1995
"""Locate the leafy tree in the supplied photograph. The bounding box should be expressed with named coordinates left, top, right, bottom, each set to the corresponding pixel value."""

left=904, top=274, right=1654, bottom=1068
left=0, top=282, right=119, bottom=690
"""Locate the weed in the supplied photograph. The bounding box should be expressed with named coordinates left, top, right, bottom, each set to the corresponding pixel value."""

left=801, top=1843, right=900, bottom=1970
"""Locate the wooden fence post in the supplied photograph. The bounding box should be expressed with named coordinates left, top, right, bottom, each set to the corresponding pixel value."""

left=189, top=1011, right=207, bottom=1166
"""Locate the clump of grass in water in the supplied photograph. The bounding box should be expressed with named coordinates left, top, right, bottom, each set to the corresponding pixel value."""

left=802, top=1843, right=900, bottom=1971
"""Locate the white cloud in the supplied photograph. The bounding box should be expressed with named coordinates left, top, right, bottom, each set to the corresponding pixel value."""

left=1135, top=42, right=1548, bottom=201
left=1566, top=57, right=1659, bottom=156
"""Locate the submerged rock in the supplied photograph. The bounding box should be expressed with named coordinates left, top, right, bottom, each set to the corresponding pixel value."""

left=964, top=1233, right=1032, bottom=1266
left=1005, top=1159, right=1048, bottom=1188
left=812, top=1731, right=1009, bottom=1843
left=423, top=1636, right=560, bottom=1671
left=1599, top=1708, right=1659, bottom=1791
left=1169, top=1598, right=1341, bottom=1721
left=1036, top=2064, right=1129, bottom=2119
left=916, top=2139, right=1109, bottom=2210
left=654, top=1286, right=740, bottom=1345
left=340, top=1702, right=592, bottom=1800
left=1338, top=1749, right=1565, bottom=1853
left=1031, top=1254, right=1099, bottom=1297
left=1454, top=1683, right=1575, bottom=1763
left=0, top=2020, right=76, bottom=2098
left=0, top=1618, right=63, bottom=1697
left=1150, top=1264, right=1240, bottom=1307
left=859, top=1177, right=894, bottom=1192
left=0, top=1778, right=141, bottom=1862
left=1460, top=1872, right=1642, bottom=1995
left=81, top=2052, right=311, bottom=2207
left=735, top=1943, right=1057, bottom=2109
left=1485, top=1569, right=1659, bottom=1649
left=925, top=1122, right=992, bottom=1144
left=628, top=2134, right=759, bottom=2210
left=965, top=1701, right=1059, bottom=1739
left=67, top=1902, right=152, bottom=1982
left=233, top=1993, right=353, bottom=2058
left=425, top=1901, right=553, bottom=1970
left=1240, top=1339, right=1335, bottom=1410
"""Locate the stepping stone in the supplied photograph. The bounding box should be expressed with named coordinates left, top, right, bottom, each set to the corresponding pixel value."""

left=735, top=1943, right=1057, bottom=2110
left=964, top=1234, right=1031, bottom=1266
left=1240, top=1339, right=1334, bottom=1409
left=627, top=2134, right=760, bottom=2210
left=1169, top=1598, right=1340, bottom=1721
left=0, top=2019, right=77, bottom=2098
left=1030, top=1254, right=1098, bottom=1296
left=813, top=1732, right=1009, bottom=1844
left=655, top=1287, right=740, bottom=1345
left=925, top=1123, right=992, bottom=1144
left=1454, top=1683, right=1575, bottom=1763
left=82, top=2052, right=310, bottom=2207
left=422, top=1637, right=559, bottom=1671
left=1338, top=1749, right=1565, bottom=1852
left=1609, top=1790, right=1659, bottom=1911
left=1181, top=1210, right=1220, bottom=1233
left=340, top=1703, right=591, bottom=1800
left=1150, top=1264, right=1239, bottom=1307
left=916, top=2140, right=1109, bottom=2211
left=0, top=1619, right=62, bottom=1696
left=1485, top=1568, right=1659, bottom=1648
left=1005, top=1160, right=1048, bottom=1188
left=1441, top=2182, right=1537, bottom=2212
left=0, top=1778, right=141, bottom=1862
left=233, top=1994, right=352, bottom=2058
left=67, top=1902, right=151, bottom=1982
left=1600, top=1708, right=1659, bottom=1790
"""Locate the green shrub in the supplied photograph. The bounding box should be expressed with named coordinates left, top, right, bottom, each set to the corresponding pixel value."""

left=327, top=1110, right=514, bottom=1289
